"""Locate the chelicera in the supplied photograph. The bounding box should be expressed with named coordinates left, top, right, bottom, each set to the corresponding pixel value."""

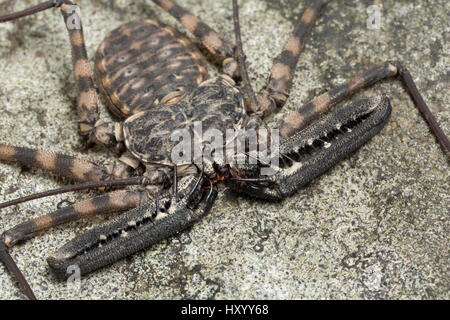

left=0, top=0, right=448, bottom=299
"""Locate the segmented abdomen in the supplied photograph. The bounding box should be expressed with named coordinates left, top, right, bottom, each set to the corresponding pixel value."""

left=94, top=19, right=208, bottom=119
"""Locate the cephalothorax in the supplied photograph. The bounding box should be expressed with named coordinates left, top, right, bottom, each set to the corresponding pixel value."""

left=0, top=0, right=448, bottom=299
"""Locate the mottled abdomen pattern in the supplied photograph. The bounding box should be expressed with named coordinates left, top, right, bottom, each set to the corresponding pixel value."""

left=95, top=19, right=208, bottom=119
left=123, top=77, right=246, bottom=164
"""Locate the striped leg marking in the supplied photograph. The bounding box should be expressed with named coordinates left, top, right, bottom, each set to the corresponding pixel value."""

left=279, top=61, right=450, bottom=154
left=0, top=144, right=114, bottom=182
left=60, top=4, right=125, bottom=150
left=0, top=2, right=122, bottom=149
left=151, top=0, right=240, bottom=78
left=0, top=189, right=148, bottom=300
left=152, top=0, right=234, bottom=60
left=2, top=189, right=147, bottom=248
left=257, top=0, right=331, bottom=117
left=60, top=3, right=102, bottom=138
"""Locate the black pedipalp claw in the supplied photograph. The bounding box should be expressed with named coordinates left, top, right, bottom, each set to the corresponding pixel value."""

left=47, top=175, right=217, bottom=279
left=233, top=95, right=392, bottom=200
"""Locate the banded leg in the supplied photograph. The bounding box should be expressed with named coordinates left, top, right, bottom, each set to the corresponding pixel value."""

left=59, top=2, right=100, bottom=138
left=279, top=61, right=450, bottom=153
left=0, top=189, right=148, bottom=300
left=257, top=0, right=331, bottom=117
left=151, top=0, right=239, bottom=78
left=0, top=144, right=115, bottom=182
left=0, top=1, right=122, bottom=149
left=59, top=3, right=124, bottom=149
left=2, top=189, right=147, bottom=247
left=235, top=61, right=449, bottom=198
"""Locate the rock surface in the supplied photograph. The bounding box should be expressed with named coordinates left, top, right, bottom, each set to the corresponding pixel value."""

left=0, top=0, right=448, bottom=299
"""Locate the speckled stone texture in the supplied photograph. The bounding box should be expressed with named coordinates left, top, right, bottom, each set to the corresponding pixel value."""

left=0, top=0, right=448, bottom=299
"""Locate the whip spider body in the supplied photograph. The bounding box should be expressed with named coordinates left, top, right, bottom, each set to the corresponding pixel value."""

left=0, top=0, right=448, bottom=299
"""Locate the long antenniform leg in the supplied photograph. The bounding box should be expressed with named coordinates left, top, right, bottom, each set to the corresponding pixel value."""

left=232, top=1, right=448, bottom=199
left=251, top=0, right=448, bottom=153
left=236, top=60, right=449, bottom=198
left=0, top=143, right=151, bottom=300
left=0, top=242, right=36, bottom=299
